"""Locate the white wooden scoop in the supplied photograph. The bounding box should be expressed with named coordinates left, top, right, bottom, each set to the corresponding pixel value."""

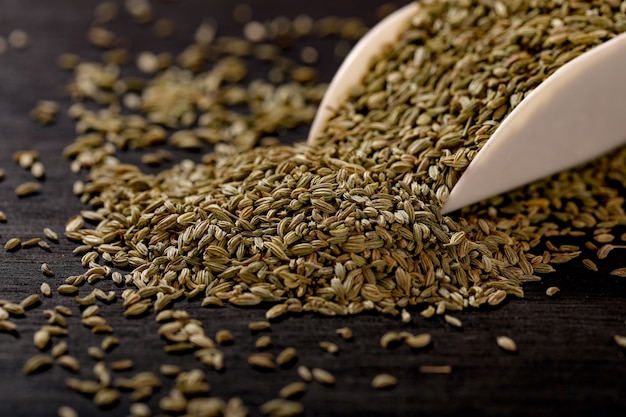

left=308, top=2, right=626, bottom=214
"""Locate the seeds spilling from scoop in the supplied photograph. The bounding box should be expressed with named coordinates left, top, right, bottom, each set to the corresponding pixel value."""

left=6, top=1, right=626, bottom=417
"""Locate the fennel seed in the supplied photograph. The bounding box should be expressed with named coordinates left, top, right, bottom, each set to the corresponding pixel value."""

left=371, top=373, right=397, bottom=389
left=496, top=336, right=518, bottom=352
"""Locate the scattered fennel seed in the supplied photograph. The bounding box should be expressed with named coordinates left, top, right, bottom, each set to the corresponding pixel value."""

left=546, top=287, right=560, bottom=297
left=419, top=365, right=452, bottom=374
left=23, top=354, right=53, bottom=375
left=496, top=336, right=518, bottom=352
left=444, top=315, right=463, bottom=328
left=371, top=373, right=397, bottom=389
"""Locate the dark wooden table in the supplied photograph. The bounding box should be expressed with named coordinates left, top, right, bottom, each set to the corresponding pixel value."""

left=1, top=1, right=625, bottom=416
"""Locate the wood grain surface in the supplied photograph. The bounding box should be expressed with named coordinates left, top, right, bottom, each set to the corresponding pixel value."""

left=0, top=1, right=625, bottom=416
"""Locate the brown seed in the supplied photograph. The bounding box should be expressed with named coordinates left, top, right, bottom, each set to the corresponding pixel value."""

left=487, top=290, right=507, bottom=306
left=65, top=215, right=84, bottom=233
left=371, top=373, right=398, bottom=389
left=189, top=334, right=216, bottom=349
left=335, top=327, right=353, bottom=340
left=296, top=365, right=312, bottom=382
left=51, top=341, right=68, bottom=358
left=159, top=392, right=187, bottom=413
left=216, top=329, right=234, bottom=345
left=15, top=182, right=41, bottom=197
left=20, top=294, right=41, bottom=310
left=279, top=381, right=307, bottom=399
left=73, top=378, right=105, bottom=396
left=94, top=1, right=118, bottom=23
left=38, top=241, right=52, bottom=252
left=57, top=53, right=81, bottom=70
left=5, top=238, right=21, bottom=251
left=255, top=335, right=272, bottom=349
left=42, top=325, right=67, bottom=336
left=23, top=354, right=53, bottom=375
left=401, top=309, right=412, bottom=323
left=57, top=285, right=79, bottom=295
left=233, top=3, right=253, bottom=23
left=93, top=388, right=120, bottom=408
left=45, top=310, right=68, bottom=327
left=88, top=346, right=104, bottom=360
left=610, top=267, right=626, bottom=277
left=0, top=320, right=18, bottom=333
left=260, top=399, right=304, bottom=417
left=276, top=347, right=297, bottom=367
left=30, top=161, right=46, bottom=178
left=8, top=30, right=28, bottom=49
left=140, top=153, right=163, bottom=166
left=248, top=353, right=274, bottom=369
left=496, top=336, right=518, bottom=352
left=34, top=329, right=51, bottom=350
left=153, top=18, right=176, bottom=38
left=419, top=365, right=452, bottom=374
left=546, top=286, right=560, bottom=297
left=129, top=403, right=151, bottom=417
left=248, top=321, right=271, bottom=331
left=243, top=21, right=267, bottom=43
left=94, top=361, right=111, bottom=386
left=88, top=26, right=116, bottom=48
left=201, top=296, right=224, bottom=308
left=230, top=293, right=262, bottom=306
left=444, top=315, right=463, bottom=328
left=161, top=332, right=190, bottom=349
left=101, top=336, right=120, bottom=352
left=44, top=227, right=59, bottom=242
left=66, top=378, right=101, bottom=395
left=21, top=237, right=41, bottom=248
left=160, top=364, right=182, bottom=377
left=582, top=258, right=599, bottom=271
left=57, top=405, right=78, bottom=417
left=405, top=333, right=431, bottom=349
left=41, top=263, right=55, bottom=277
left=3, top=302, right=25, bottom=316
left=595, top=233, right=615, bottom=243
left=111, top=359, right=134, bottom=371
left=124, top=302, right=150, bottom=316
left=598, top=244, right=616, bottom=259
left=300, top=46, right=318, bottom=64
left=318, top=341, right=339, bottom=354
left=186, top=398, right=226, bottom=416
left=82, top=315, right=107, bottom=328
left=380, top=331, right=402, bottom=349
left=136, top=51, right=160, bottom=74
left=75, top=292, right=96, bottom=306
left=55, top=305, right=73, bottom=316
left=195, top=20, right=216, bottom=44
left=265, top=303, right=288, bottom=320
left=311, top=368, right=335, bottom=385
left=57, top=355, right=81, bottom=373
left=13, top=150, right=38, bottom=167
left=82, top=305, right=100, bottom=318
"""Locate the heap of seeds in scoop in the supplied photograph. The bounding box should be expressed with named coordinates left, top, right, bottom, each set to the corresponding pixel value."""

left=59, top=0, right=626, bottom=323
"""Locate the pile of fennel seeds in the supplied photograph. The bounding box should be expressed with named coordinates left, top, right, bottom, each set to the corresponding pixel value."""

left=66, top=0, right=626, bottom=319
left=4, top=1, right=626, bottom=416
